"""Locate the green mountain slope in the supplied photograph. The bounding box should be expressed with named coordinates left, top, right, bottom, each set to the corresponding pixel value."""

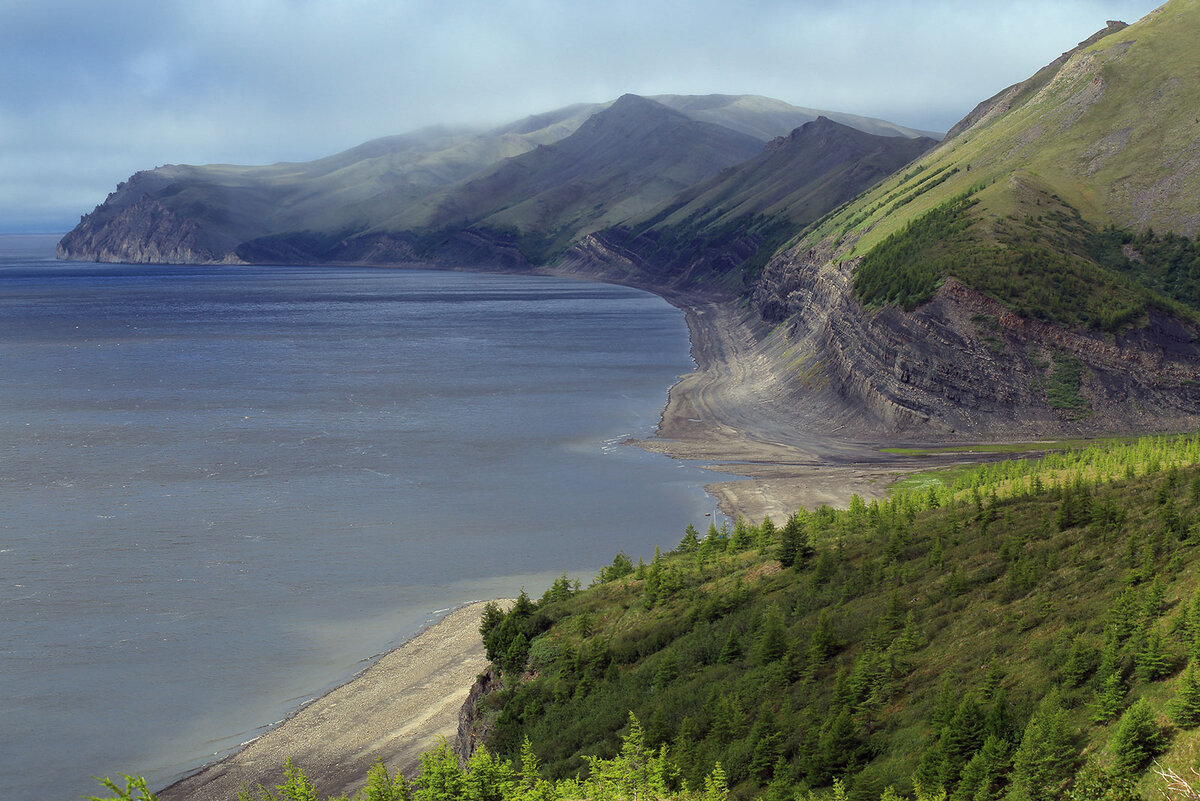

left=566, top=118, right=935, bottom=294
left=747, top=1, right=1200, bottom=438
left=469, top=436, right=1200, bottom=801
left=336, top=94, right=765, bottom=263
left=805, top=3, right=1200, bottom=263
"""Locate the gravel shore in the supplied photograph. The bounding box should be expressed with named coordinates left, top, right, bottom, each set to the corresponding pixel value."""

left=158, top=601, right=502, bottom=801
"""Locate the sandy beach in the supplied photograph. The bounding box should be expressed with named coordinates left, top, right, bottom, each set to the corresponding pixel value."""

left=158, top=601, right=504, bottom=801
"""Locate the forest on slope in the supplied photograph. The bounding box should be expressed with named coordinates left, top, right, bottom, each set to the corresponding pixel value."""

left=469, top=436, right=1200, bottom=801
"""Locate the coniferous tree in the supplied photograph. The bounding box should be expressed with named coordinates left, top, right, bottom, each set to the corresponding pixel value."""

left=756, top=516, right=777, bottom=553
left=717, top=627, right=743, bottom=664
left=1008, top=693, right=1078, bottom=801
left=913, top=740, right=947, bottom=796
left=1169, top=658, right=1200, bottom=727
left=729, top=517, right=754, bottom=552
left=1135, top=629, right=1173, bottom=682
left=1091, top=670, right=1126, bottom=723
left=891, top=610, right=924, bottom=659
left=1061, top=639, right=1097, bottom=688
left=702, top=763, right=729, bottom=801
left=747, top=707, right=784, bottom=781
left=480, top=602, right=506, bottom=642
left=807, top=610, right=839, bottom=669
left=1143, top=576, right=1167, bottom=617
left=777, top=513, right=808, bottom=568
left=984, top=687, right=1014, bottom=742
left=757, top=605, right=789, bottom=664
left=1109, top=699, right=1166, bottom=778
left=462, top=748, right=513, bottom=801
left=413, top=742, right=466, bottom=801
left=503, top=632, right=530, bottom=676
left=941, top=693, right=985, bottom=784
left=510, top=588, right=535, bottom=619
left=363, top=759, right=414, bottom=801
left=678, top=523, right=700, bottom=553
left=950, top=735, right=1010, bottom=801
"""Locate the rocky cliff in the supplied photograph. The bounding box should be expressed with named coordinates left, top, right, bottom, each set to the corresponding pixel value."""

left=57, top=186, right=246, bottom=265
left=748, top=235, right=1200, bottom=438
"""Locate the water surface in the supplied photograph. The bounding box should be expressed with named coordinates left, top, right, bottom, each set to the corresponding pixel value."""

left=0, top=235, right=717, bottom=800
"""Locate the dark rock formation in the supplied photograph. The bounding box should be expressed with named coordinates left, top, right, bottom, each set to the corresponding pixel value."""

left=453, top=667, right=501, bottom=765
left=57, top=195, right=243, bottom=265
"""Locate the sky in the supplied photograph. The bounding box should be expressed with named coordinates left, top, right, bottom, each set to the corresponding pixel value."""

left=0, top=0, right=1165, bottom=233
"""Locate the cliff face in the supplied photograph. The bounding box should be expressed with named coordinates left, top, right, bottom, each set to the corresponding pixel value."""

left=57, top=195, right=244, bottom=265
left=453, top=667, right=501, bottom=765
left=750, top=239, right=1200, bottom=438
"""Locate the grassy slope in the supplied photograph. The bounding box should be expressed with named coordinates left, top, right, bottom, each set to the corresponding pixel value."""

left=366, top=95, right=765, bottom=262
left=478, top=436, right=1200, bottom=801
left=581, top=120, right=936, bottom=291
left=785, top=0, right=1200, bottom=328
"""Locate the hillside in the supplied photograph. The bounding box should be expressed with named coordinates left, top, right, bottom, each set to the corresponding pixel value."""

left=465, top=435, right=1200, bottom=801
left=57, top=95, right=929, bottom=268
left=562, top=118, right=936, bottom=295
left=744, top=0, right=1200, bottom=439
left=310, top=94, right=764, bottom=266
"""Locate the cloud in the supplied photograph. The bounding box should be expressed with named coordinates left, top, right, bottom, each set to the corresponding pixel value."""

left=0, top=0, right=1163, bottom=232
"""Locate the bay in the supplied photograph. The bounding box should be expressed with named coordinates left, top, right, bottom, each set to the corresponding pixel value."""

left=0, top=235, right=717, bottom=801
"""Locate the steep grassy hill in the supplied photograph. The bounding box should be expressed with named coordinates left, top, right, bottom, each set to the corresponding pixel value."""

left=747, top=1, right=1200, bottom=438
left=467, top=435, right=1200, bottom=801
left=563, top=118, right=936, bottom=295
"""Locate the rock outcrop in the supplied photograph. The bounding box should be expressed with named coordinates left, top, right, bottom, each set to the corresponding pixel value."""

left=57, top=195, right=244, bottom=265
left=749, top=237, right=1200, bottom=438
left=453, top=667, right=501, bottom=765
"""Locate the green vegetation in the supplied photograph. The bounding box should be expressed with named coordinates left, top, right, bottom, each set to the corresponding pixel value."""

left=472, top=434, right=1200, bottom=801
left=878, top=436, right=1140, bottom=456
left=850, top=181, right=1200, bottom=332
left=851, top=193, right=977, bottom=310
left=1092, top=228, right=1200, bottom=313
left=88, top=724, right=732, bottom=801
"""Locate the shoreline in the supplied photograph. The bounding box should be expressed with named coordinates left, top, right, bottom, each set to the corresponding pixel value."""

left=152, top=272, right=942, bottom=801
left=158, top=600, right=506, bottom=801
left=633, top=293, right=911, bottom=522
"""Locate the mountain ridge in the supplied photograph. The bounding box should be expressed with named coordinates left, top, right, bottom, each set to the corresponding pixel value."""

left=58, top=94, right=930, bottom=268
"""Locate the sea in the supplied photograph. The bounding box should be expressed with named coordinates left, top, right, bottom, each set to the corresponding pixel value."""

left=0, top=235, right=721, bottom=801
